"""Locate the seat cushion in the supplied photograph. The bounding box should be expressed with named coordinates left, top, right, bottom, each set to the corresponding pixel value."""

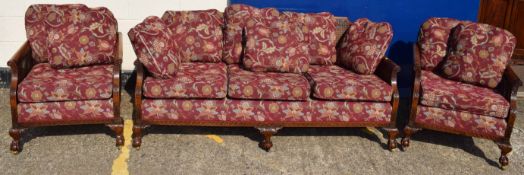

left=415, top=106, right=506, bottom=139
left=441, top=23, right=517, bottom=88
left=420, top=70, right=509, bottom=118
left=143, top=62, right=227, bottom=99
left=228, top=65, right=310, bottom=101
left=18, top=99, right=114, bottom=125
left=161, top=9, right=224, bottom=63
left=307, top=65, right=392, bottom=101
left=338, top=18, right=393, bottom=74
left=17, top=63, right=112, bottom=103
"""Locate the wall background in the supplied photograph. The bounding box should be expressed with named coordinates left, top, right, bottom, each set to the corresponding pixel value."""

left=231, top=0, right=481, bottom=95
left=0, top=0, right=228, bottom=70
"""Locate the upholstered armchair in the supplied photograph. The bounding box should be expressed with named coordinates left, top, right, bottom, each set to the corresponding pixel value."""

left=8, top=4, right=124, bottom=153
left=402, top=18, right=521, bottom=169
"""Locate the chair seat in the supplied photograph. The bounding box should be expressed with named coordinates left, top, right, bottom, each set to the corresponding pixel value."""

left=415, top=106, right=507, bottom=139
left=227, top=65, right=310, bottom=101
left=17, top=63, right=113, bottom=102
left=143, top=62, right=227, bottom=99
left=420, top=70, right=509, bottom=118
left=306, top=65, right=392, bottom=101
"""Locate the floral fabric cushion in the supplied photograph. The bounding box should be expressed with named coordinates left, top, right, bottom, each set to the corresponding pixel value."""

left=307, top=65, right=392, bottom=101
left=244, top=22, right=309, bottom=73
left=46, top=6, right=117, bottom=68
left=142, top=99, right=391, bottom=124
left=417, top=17, right=463, bottom=70
left=281, top=11, right=337, bottom=65
left=415, top=106, right=507, bottom=139
left=25, top=4, right=88, bottom=62
left=129, top=16, right=182, bottom=79
left=228, top=65, right=310, bottom=101
left=143, top=63, right=227, bottom=99
left=338, top=18, right=393, bottom=74
left=17, top=63, right=112, bottom=103
left=18, top=99, right=114, bottom=125
left=420, top=70, right=509, bottom=118
left=161, top=10, right=224, bottom=63
left=441, top=23, right=517, bottom=88
left=223, top=4, right=280, bottom=64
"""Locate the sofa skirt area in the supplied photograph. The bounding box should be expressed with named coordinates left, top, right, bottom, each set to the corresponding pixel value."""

left=140, top=98, right=392, bottom=126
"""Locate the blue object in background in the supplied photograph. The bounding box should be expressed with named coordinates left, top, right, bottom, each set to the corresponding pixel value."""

left=229, top=0, right=480, bottom=97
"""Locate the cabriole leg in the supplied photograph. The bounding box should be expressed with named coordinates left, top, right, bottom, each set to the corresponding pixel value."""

left=9, top=128, right=22, bottom=154
left=256, top=127, right=282, bottom=151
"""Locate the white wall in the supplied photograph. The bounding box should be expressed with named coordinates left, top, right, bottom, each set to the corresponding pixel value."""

left=0, top=0, right=228, bottom=70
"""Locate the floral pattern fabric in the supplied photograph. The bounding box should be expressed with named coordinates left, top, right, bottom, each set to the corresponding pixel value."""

left=441, top=23, right=517, bottom=88
left=46, top=6, right=117, bottom=68
left=129, top=16, right=182, bottom=79
left=420, top=70, right=509, bottom=118
left=25, top=4, right=87, bottom=62
left=223, top=4, right=280, bottom=64
left=338, top=18, right=393, bottom=74
left=161, top=10, right=224, bottom=63
left=18, top=99, right=114, bottom=125
left=143, top=63, right=227, bottom=99
left=141, top=99, right=391, bottom=124
left=417, top=17, right=462, bottom=70
left=307, top=65, right=392, bottom=101
left=17, top=63, right=112, bottom=103
left=281, top=11, right=337, bottom=65
left=415, top=106, right=507, bottom=139
left=227, top=65, right=310, bottom=101
left=244, top=22, right=309, bottom=73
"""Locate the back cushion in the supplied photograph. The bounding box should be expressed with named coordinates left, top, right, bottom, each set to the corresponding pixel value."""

left=338, top=18, right=393, bottom=74
left=223, top=4, right=280, bottom=64
left=441, top=23, right=516, bottom=88
left=281, top=11, right=337, bottom=65
left=45, top=6, right=117, bottom=68
left=128, top=16, right=182, bottom=79
left=244, top=21, right=309, bottom=73
left=418, top=17, right=463, bottom=70
left=161, top=9, right=224, bottom=63
left=25, top=4, right=87, bottom=63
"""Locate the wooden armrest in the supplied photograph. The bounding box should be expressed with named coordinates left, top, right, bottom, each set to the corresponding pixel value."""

left=112, top=32, right=123, bottom=118
left=496, top=66, right=522, bottom=102
left=8, top=41, right=35, bottom=127
left=408, top=44, right=423, bottom=125
left=133, top=59, right=145, bottom=122
left=375, top=58, right=401, bottom=85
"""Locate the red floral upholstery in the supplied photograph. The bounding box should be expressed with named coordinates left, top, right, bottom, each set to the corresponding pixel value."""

left=417, top=17, right=462, bottom=70
left=129, top=16, right=182, bottom=79
left=143, top=63, right=227, bottom=99
left=307, top=65, right=392, bottom=101
left=25, top=4, right=87, bottom=63
left=420, top=70, right=509, bottom=118
left=442, top=23, right=517, bottom=88
left=415, top=106, right=507, bottom=139
left=46, top=6, right=117, bottom=68
left=17, top=63, right=112, bottom=103
left=227, top=65, right=310, bottom=101
left=244, top=22, right=309, bottom=73
left=281, top=11, right=337, bottom=65
left=161, top=10, right=224, bottom=63
left=18, top=99, right=114, bottom=125
left=338, top=18, right=393, bottom=74
left=142, top=99, right=391, bottom=124
left=223, top=4, right=280, bottom=64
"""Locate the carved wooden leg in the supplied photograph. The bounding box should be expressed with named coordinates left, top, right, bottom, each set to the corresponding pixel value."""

left=256, top=127, right=281, bottom=151
left=496, top=142, right=512, bottom=169
left=383, top=127, right=399, bottom=151
left=107, top=124, right=124, bottom=147
left=132, top=125, right=143, bottom=149
left=9, top=128, right=22, bottom=154
left=401, top=126, right=421, bottom=149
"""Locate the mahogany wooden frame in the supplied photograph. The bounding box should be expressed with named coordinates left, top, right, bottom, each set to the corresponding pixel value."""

left=7, top=32, right=125, bottom=154
left=402, top=44, right=522, bottom=169
left=131, top=56, right=401, bottom=151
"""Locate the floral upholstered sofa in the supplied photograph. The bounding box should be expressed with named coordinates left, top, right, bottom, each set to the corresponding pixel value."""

left=130, top=4, right=400, bottom=151
left=8, top=4, right=123, bottom=153
left=403, top=17, right=522, bottom=168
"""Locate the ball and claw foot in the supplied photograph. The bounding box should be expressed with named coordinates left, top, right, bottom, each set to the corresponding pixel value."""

left=401, top=137, right=410, bottom=148
left=500, top=155, right=509, bottom=170
left=9, top=128, right=21, bottom=154
left=259, top=140, right=273, bottom=151
left=10, top=141, right=20, bottom=155
left=387, top=139, right=399, bottom=152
